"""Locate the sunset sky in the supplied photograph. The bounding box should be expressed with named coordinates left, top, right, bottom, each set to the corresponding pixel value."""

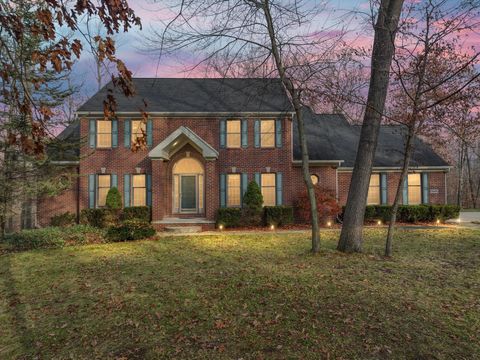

left=75, top=0, right=371, bottom=97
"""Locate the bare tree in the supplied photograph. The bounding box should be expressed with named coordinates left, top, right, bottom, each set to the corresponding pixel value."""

left=145, top=0, right=357, bottom=252
left=383, top=0, right=480, bottom=257
left=338, top=0, right=405, bottom=253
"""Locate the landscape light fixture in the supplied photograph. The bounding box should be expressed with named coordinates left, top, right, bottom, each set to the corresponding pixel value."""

left=270, top=224, right=275, bottom=230
left=377, top=220, right=382, bottom=226
left=218, top=224, right=224, bottom=230
left=327, top=221, right=332, bottom=227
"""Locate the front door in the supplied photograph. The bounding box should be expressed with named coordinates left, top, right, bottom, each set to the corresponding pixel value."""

left=180, top=175, right=197, bottom=212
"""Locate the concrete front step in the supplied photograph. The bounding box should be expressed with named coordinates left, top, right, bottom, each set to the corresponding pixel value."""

left=164, top=226, right=203, bottom=233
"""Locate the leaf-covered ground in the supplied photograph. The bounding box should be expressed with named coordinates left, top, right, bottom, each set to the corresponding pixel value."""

left=0, top=228, right=479, bottom=359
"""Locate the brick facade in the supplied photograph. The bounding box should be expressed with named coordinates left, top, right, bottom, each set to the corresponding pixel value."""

left=37, top=115, right=449, bottom=227
left=338, top=170, right=447, bottom=206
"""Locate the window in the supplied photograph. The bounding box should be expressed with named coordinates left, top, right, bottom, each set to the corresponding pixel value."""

left=97, top=120, right=112, bottom=148
left=132, top=174, right=146, bottom=206
left=261, top=173, right=276, bottom=206
left=227, top=174, right=241, bottom=207
left=408, top=173, right=421, bottom=205
left=97, top=174, right=111, bottom=207
left=131, top=120, right=146, bottom=145
left=367, top=174, right=381, bottom=205
left=260, top=119, right=275, bottom=147
left=311, top=174, right=319, bottom=185
left=226, top=120, right=241, bottom=148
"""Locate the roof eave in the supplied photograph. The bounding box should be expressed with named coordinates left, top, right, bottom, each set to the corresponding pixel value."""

left=292, top=160, right=344, bottom=167
left=337, top=166, right=452, bottom=172
left=76, top=111, right=293, bottom=117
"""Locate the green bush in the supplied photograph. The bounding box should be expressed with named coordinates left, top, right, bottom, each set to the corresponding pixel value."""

left=122, top=206, right=151, bottom=222
left=106, top=187, right=122, bottom=209
left=360, top=204, right=460, bottom=223
left=264, top=206, right=294, bottom=227
left=242, top=181, right=263, bottom=226
left=3, top=225, right=105, bottom=251
left=50, top=212, right=76, bottom=227
left=216, top=208, right=242, bottom=227
left=80, top=208, right=118, bottom=228
left=105, top=220, right=156, bottom=242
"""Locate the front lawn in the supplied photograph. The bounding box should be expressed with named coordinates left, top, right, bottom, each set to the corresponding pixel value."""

left=0, top=229, right=479, bottom=359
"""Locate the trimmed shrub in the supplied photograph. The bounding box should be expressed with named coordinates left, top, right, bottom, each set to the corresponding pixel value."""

left=3, top=225, right=105, bottom=251
left=80, top=208, right=118, bottom=228
left=360, top=204, right=460, bottom=223
left=216, top=207, right=242, bottom=227
left=264, top=206, right=294, bottom=227
left=50, top=212, right=76, bottom=227
left=105, top=220, right=156, bottom=242
left=296, top=186, right=341, bottom=224
left=122, top=206, right=151, bottom=222
left=242, top=181, right=263, bottom=226
left=106, top=187, right=122, bottom=209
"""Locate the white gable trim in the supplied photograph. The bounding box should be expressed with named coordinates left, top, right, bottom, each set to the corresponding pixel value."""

left=148, top=126, right=219, bottom=161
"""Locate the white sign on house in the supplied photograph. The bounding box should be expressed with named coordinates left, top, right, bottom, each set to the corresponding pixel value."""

left=430, top=188, right=439, bottom=194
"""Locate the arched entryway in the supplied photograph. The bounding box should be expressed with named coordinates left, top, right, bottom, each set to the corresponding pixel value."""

left=172, top=157, right=204, bottom=214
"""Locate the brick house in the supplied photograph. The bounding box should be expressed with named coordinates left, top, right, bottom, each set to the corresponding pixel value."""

left=38, top=78, right=450, bottom=229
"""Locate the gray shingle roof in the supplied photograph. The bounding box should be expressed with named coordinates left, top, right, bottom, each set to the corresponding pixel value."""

left=293, top=107, right=449, bottom=168
left=77, top=78, right=293, bottom=113
left=47, top=122, right=80, bottom=161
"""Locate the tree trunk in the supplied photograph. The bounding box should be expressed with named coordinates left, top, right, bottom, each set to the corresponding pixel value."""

left=262, top=0, right=320, bottom=251
left=457, top=142, right=465, bottom=207
left=338, top=0, right=404, bottom=253
left=295, top=105, right=321, bottom=252
left=465, top=147, right=476, bottom=208
left=385, top=124, right=415, bottom=257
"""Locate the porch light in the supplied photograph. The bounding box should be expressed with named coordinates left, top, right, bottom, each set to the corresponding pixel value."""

left=377, top=220, right=382, bottom=226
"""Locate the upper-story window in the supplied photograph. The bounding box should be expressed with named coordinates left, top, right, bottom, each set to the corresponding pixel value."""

left=131, top=120, right=146, bottom=145
left=226, top=120, right=241, bottom=148
left=97, top=174, right=111, bottom=207
left=367, top=174, right=380, bottom=205
left=97, top=120, right=112, bottom=148
left=260, top=119, right=275, bottom=148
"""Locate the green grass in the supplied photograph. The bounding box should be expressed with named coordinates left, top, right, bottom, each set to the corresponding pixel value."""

left=0, top=229, right=479, bottom=359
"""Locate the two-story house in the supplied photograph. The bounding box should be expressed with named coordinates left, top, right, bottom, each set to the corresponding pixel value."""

left=38, top=78, right=450, bottom=229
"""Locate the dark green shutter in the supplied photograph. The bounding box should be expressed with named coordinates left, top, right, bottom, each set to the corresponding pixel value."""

left=422, top=173, right=429, bottom=204
left=403, top=176, right=409, bottom=205
left=275, top=119, right=282, bottom=148
left=241, top=119, right=248, bottom=148
left=254, top=119, right=260, bottom=148
left=89, top=119, right=96, bottom=148
left=88, top=174, right=95, bottom=208
left=220, top=174, right=226, bottom=207
left=147, top=174, right=152, bottom=206
left=255, top=172, right=261, bottom=187
left=112, top=119, right=118, bottom=148
left=220, top=119, right=226, bottom=148
left=124, top=119, right=131, bottom=148
left=241, top=173, right=248, bottom=206
left=380, top=173, right=388, bottom=205
left=147, top=119, right=153, bottom=147
left=124, top=174, right=131, bottom=207
left=276, top=172, right=283, bottom=205
left=111, top=173, right=118, bottom=188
